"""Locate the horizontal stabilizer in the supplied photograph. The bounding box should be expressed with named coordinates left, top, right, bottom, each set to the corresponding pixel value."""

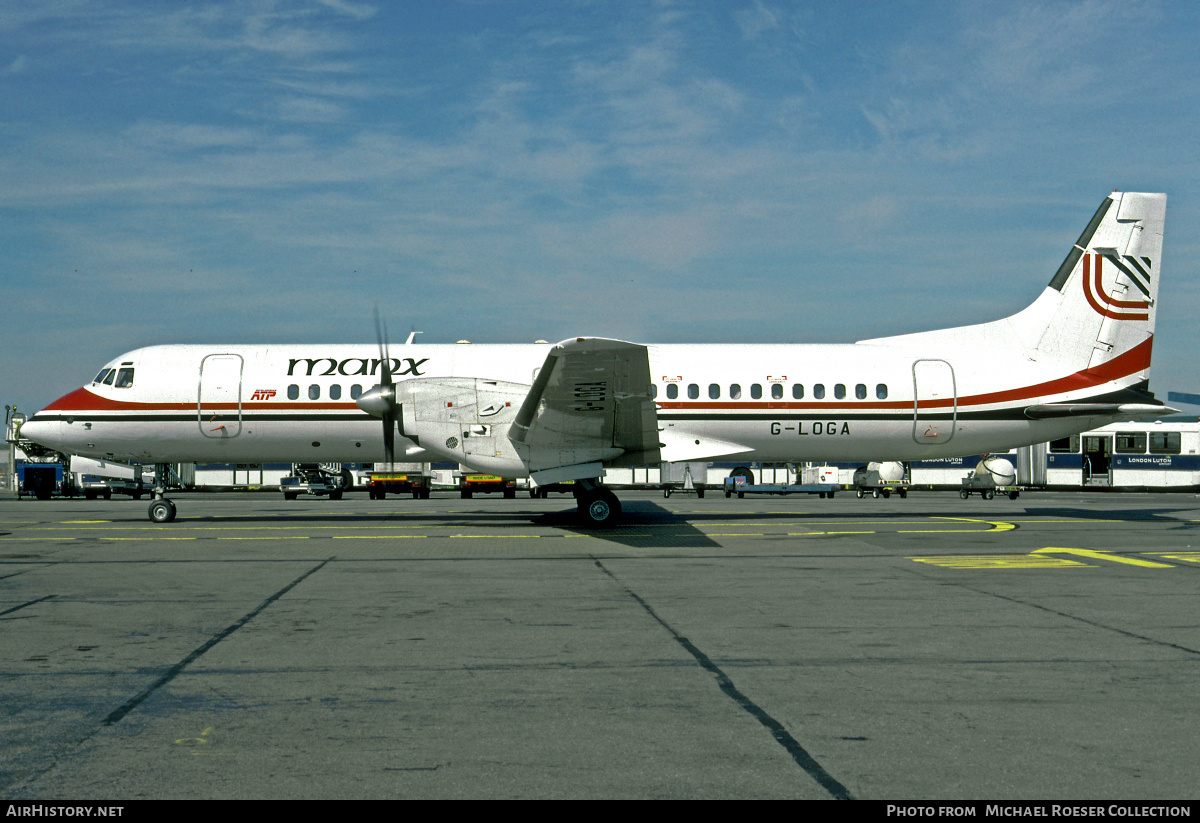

left=1024, top=403, right=1177, bottom=420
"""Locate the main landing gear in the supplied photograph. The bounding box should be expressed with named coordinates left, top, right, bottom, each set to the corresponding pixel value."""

left=573, top=479, right=622, bottom=527
left=146, top=463, right=178, bottom=523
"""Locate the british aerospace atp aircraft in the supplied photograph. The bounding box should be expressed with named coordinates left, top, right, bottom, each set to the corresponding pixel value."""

left=21, top=191, right=1172, bottom=526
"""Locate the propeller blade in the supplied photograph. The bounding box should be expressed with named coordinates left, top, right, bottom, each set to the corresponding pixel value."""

left=374, top=306, right=393, bottom=388
left=373, top=305, right=396, bottom=466
left=382, top=411, right=395, bottom=466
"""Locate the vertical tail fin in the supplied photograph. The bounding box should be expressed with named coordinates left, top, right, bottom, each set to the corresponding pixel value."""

left=1014, top=191, right=1165, bottom=381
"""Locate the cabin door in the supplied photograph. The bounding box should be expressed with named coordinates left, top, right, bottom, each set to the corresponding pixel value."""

left=912, top=359, right=957, bottom=445
left=198, top=354, right=244, bottom=438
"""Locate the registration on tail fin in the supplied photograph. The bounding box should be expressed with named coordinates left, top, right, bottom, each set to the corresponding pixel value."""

left=1017, top=191, right=1165, bottom=378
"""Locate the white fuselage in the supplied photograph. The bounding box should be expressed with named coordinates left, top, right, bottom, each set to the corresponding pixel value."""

left=22, top=336, right=1150, bottom=471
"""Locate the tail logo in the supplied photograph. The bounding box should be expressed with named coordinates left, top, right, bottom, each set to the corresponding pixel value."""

left=1082, top=253, right=1151, bottom=321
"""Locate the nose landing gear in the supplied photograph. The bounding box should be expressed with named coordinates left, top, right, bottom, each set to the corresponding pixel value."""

left=145, top=463, right=179, bottom=522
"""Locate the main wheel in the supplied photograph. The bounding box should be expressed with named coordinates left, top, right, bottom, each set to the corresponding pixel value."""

left=579, top=489, right=622, bottom=527
left=148, top=498, right=176, bottom=523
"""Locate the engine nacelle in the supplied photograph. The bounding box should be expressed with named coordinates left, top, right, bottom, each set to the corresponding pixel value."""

left=974, top=456, right=1016, bottom=486
left=394, top=378, right=531, bottom=476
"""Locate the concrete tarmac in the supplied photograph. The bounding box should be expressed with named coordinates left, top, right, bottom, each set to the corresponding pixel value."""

left=2, top=489, right=1199, bottom=799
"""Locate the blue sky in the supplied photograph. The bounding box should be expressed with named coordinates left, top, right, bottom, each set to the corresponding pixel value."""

left=3, top=0, right=1199, bottom=415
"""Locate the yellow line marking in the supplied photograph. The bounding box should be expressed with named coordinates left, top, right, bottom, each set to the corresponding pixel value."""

left=331, top=535, right=427, bottom=539
left=216, top=536, right=310, bottom=540
left=913, top=555, right=1089, bottom=569
left=1, top=537, right=84, bottom=540
left=1032, top=548, right=1173, bottom=568
left=899, top=517, right=1016, bottom=533
left=788, top=531, right=876, bottom=536
left=1146, top=552, right=1200, bottom=563
left=99, top=537, right=197, bottom=541
left=449, top=534, right=543, bottom=539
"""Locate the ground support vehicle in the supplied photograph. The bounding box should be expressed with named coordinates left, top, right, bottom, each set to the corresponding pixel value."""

left=852, top=466, right=908, bottom=499
left=16, top=461, right=64, bottom=500
left=529, top=479, right=574, bottom=498
left=723, top=476, right=840, bottom=499
left=959, top=471, right=1021, bottom=500
left=367, top=471, right=431, bottom=499
left=280, top=465, right=346, bottom=500
left=79, top=474, right=145, bottom=500
left=460, top=474, right=517, bottom=498
left=662, top=461, right=706, bottom=498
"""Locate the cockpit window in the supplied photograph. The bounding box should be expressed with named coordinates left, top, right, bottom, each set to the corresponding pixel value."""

left=103, top=369, right=116, bottom=385
left=114, top=368, right=135, bottom=388
left=94, top=368, right=111, bottom=384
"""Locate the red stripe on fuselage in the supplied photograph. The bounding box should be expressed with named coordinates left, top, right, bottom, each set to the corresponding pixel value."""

left=41, top=338, right=1153, bottom=417
left=43, top=387, right=359, bottom=413
left=657, top=338, right=1153, bottom=412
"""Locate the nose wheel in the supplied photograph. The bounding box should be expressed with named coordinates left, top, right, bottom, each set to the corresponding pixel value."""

left=148, top=498, right=177, bottom=523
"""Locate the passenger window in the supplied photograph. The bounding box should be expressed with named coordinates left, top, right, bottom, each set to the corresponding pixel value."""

left=330, top=384, right=342, bottom=401
left=730, top=384, right=742, bottom=399
left=1115, top=432, right=1146, bottom=453
left=834, top=383, right=846, bottom=400
left=813, top=384, right=825, bottom=400
left=876, top=384, right=888, bottom=400
left=792, top=384, right=804, bottom=399
left=688, top=384, right=699, bottom=400
left=666, top=384, right=678, bottom=400
left=308, top=385, right=320, bottom=400
left=351, top=384, right=362, bottom=399
left=1150, top=432, right=1181, bottom=454
left=751, top=384, right=762, bottom=400
left=288, top=385, right=299, bottom=400
left=855, top=384, right=867, bottom=400
left=649, top=384, right=658, bottom=399
left=771, top=384, right=783, bottom=400
left=114, top=368, right=135, bottom=388
left=708, top=384, right=720, bottom=400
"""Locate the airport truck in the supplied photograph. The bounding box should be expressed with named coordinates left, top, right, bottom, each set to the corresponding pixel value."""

left=367, top=471, right=432, bottom=499
left=17, top=461, right=64, bottom=500
left=280, top=464, right=346, bottom=500
left=459, top=473, right=518, bottom=498
left=79, top=474, right=146, bottom=500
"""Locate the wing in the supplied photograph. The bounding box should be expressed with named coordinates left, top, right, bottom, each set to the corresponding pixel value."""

left=508, top=337, right=660, bottom=483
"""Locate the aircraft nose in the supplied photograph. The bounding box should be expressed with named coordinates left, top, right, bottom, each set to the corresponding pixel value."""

left=17, top=417, right=64, bottom=451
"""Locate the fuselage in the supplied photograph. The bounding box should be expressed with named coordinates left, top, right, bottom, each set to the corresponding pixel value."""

left=21, top=335, right=1154, bottom=471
